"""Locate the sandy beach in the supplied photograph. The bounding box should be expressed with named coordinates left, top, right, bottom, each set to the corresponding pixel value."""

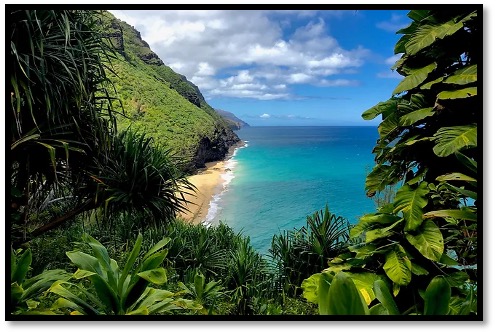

left=178, top=142, right=244, bottom=225
left=178, top=160, right=227, bottom=225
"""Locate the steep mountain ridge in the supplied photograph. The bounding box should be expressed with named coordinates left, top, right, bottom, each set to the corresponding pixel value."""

left=215, top=109, right=250, bottom=130
left=101, top=12, right=240, bottom=172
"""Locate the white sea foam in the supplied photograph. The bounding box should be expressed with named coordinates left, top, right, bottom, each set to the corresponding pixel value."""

left=203, top=142, right=248, bottom=226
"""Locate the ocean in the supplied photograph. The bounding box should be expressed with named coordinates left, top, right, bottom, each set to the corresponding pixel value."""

left=205, top=126, right=379, bottom=254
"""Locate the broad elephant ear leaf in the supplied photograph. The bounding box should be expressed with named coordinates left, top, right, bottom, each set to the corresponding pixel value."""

left=437, top=87, right=477, bottom=100
left=444, top=65, right=477, bottom=85
left=392, top=63, right=437, bottom=95
left=393, top=182, right=429, bottom=231
left=362, top=99, right=397, bottom=120
left=373, top=279, right=400, bottom=315
left=301, top=273, right=322, bottom=304
left=325, top=272, right=370, bottom=315
left=423, top=277, right=451, bottom=315
left=406, top=220, right=444, bottom=261
left=433, top=125, right=477, bottom=157
left=383, top=245, right=412, bottom=286
left=405, top=20, right=464, bottom=55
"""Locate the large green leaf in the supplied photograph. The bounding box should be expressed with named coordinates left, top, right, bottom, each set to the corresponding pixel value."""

left=350, top=213, right=401, bottom=238
left=436, top=172, right=476, bottom=183
left=135, top=287, right=175, bottom=311
left=392, top=63, right=437, bottom=95
left=365, top=164, right=400, bottom=193
left=349, top=273, right=381, bottom=306
left=420, top=77, right=443, bottom=90
left=137, top=268, right=167, bottom=285
left=433, top=125, right=477, bottom=157
left=317, top=272, right=333, bottom=315
left=141, top=249, right=168, bottom=272
left=326, top=272, right=369, bottom=315
left=82, top=234, right=117, bottom=290
left=405, top=20, right=464, bottom=55
left=444, top=65, right=477, bottom=85
left=399, top=107, right=434, bottom=126
left=49, top=281, right=101, bottom=315
left=365, top=219, right=403, bottom=243
left=373, top=280, right=400, bottom=315
left=66, top=251, right=101, bottom=275
left=362, top=99, right=397, bottom=120
left=143, top=237, right=171, bottom=260
left=383, top=245, right=411, bottom=286
left=20, top=269, right=70, bottom=302
left=378, top=111, right=400, bottom=139
left=455, top=152, right=477, bottom=174
left=12, top=249, right=32, bottom=283
left=118, top=233, right=143, bottom=293
left=407, top=10, right=432, bottom=22
left=301, top=273, right=321, bottom=304
left=443, top=183, right=477, bottom=200
left=423, top=208, right=477, bottom=222
left=424, top=277, right=451, bottom=315
left=406, top=220, right=444, bottom=261
left=437, top=87, right=477, bottom=100
left=393, top=182, right=429, bottom=231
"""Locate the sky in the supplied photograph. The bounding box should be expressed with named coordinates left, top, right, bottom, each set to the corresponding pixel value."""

left=109, top=9, right=412, bottom=126
left=1, top=3, right=495, bottom=333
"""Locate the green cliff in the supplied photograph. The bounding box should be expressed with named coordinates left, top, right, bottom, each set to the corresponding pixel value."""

left=101, top=11, right=240, bottom=172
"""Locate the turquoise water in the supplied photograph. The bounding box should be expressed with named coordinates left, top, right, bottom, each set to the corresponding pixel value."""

left=206, top=126, right=379, bottom=254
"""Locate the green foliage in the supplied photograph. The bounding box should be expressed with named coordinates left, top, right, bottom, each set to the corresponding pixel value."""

left=393, top=182, right=429, bottom=231
left=269, top=205, right=350, bottom=295
left=11, top=248, right=71, bottom=315
left=178, top=271, right=224, bottom=315
left=227, top=238, right=270, bottom=315
left=9, top=9, right=122, bottom=243
left=302, top=273, right=468, bottom=316
left=48, top=233, right=201, bottom=315
left=433, top=125, right=477, bottom=157
left=303, top=8, right=479, bottom=316
left=92, top=130, right=195, bottom=223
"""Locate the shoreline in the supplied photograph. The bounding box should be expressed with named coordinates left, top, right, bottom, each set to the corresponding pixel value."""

left=178, top=141, right=245, bottom=225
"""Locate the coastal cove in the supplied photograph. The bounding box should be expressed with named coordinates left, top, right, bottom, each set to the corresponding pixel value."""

left=8, top=8, right=480, bottom=318
left=182, top=126, right=379, bottom=253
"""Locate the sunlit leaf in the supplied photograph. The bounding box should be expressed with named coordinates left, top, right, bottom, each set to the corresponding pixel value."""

left=393, top=63, right=437, bottom=95
left=383, top=245, right=411, bottom=286
left=437, top=87, right=477, bottom=100
left=393, top=182, right=429, bottom=231
left=406, top=220, right=444, bottom=261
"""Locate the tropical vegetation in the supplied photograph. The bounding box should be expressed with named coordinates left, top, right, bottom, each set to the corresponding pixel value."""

left=301, top=8, right=479, bottom=316
left=8, top=8, right=479, bottom=318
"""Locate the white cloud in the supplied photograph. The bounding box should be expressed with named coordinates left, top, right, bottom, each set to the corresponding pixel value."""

left=109, top=10, right=369, bottom=100
left=376, top=13, right=409, bottom=32
left=318, top=79, right=359, bottom=86
left=288, top=73, right=313, bottom=84
left=260, top=113, right=271, bottom=118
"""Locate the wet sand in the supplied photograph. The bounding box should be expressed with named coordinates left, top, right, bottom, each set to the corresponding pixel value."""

left=178, top=160, right=227, bottom=225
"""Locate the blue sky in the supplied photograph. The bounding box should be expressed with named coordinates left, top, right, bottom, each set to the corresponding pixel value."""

left=110, top=9, right=410, bottom=126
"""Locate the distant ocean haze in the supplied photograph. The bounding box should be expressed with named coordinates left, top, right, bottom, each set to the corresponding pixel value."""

left=206, top=126, right=379, bottom=253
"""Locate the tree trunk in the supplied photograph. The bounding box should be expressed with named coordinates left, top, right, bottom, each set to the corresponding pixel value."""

left=15, top=198, right=98, bottom=247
